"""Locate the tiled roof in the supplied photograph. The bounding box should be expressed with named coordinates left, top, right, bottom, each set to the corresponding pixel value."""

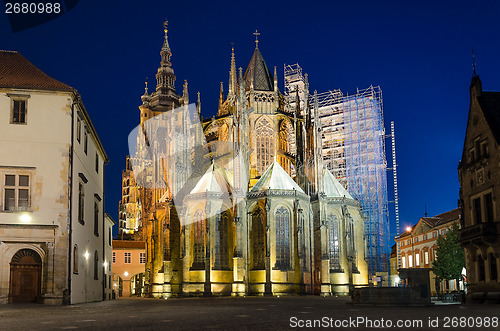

left=397, top=208, right=461, bottom=238
left=243, top=47, right=274, bottom=91
left=0, top=50, right=73, bottom=91
left=112, top=240, right=145, bottom=249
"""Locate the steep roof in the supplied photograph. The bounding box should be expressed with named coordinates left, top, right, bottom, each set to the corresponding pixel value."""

left=397, top=208, right=461, bottom=238
left=477, top=91, right=500, bottom=143
left=243, top=48, right=274, bottom=91
left=322, top=168, right=353, bottom=199
left=190, top=163, right=231, bottom=194
left=251, top=161, right=304, bottom=193
left=0, top=50, right=73, bottom=91
left=112, top=240, right=145, bottom=249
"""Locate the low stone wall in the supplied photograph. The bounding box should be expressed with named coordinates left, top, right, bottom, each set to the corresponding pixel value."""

left=351, top=287, right=432, bottom=307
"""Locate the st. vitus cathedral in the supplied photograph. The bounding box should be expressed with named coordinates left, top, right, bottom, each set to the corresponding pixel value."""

left=119, top=22, right=368, bottom=297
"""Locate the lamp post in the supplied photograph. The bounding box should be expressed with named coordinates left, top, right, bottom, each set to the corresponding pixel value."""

left=406, top=226, right=414, bottom=268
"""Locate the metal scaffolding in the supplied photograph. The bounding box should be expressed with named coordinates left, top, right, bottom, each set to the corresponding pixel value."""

left=284, top=64, right=390, bottom=275
left=342, top=86, right=389, bottom=275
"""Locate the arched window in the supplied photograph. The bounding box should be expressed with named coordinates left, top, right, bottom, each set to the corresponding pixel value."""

left=328, top=215, right=341, bottom=271
left=94, top=250, right=98, bottom=280
left=256, top=117, right=274, bottom=174
left=214, top=211, right=230, bottom=269
left=275, top=206, right=290, bottom=270
left=252, top=207, right=266, bottom=269
left=192, top=209, right=205, bottom=268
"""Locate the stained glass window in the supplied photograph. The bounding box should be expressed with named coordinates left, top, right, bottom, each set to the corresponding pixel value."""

left=256, top=117, right=274, bottom=174
left=275, top=206, right=290, bottom=270
left=214, top=211, right=230, bottom=269
left=252, top=207, right=266, bottom=269
left=328, top=214, right=341, bottom=271
left=193, top=209, right=205, bottom=267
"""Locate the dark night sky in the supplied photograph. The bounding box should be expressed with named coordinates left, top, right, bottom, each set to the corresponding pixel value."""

left=2, top=1, right=500, bottom=238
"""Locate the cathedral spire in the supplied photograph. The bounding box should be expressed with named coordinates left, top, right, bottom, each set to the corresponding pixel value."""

left=155, top=20, right=176, bottom=92
left=229, top=45, right=237, bottom=97
left=182, top=80, right=189, bottom=105
left=218, top=82, right=224, bottom=111
left=253, top=30, right=260, bottom=49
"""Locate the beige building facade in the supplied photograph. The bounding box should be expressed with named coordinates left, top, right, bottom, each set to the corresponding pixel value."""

left=0, top=51, right=109, bottom=304
left=395, top=209, right=463, bottom=295
left=112, top=240, right=145, bottom=297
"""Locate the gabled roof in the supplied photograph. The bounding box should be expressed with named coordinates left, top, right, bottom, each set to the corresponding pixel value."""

left=397, top=208, right=461, bottom=238
left=250, top=161, right=304, bottom=193
left=0, top=50, right=73, bottom=91
left=243, top=48, right=274, bottom=91
left=322, top=168, right=353, bottom=199
left=112, top=240, right=145, bottom=249
left=190, top=163, right=231, bottom=194
left=477, top=91, right=500, bottom=143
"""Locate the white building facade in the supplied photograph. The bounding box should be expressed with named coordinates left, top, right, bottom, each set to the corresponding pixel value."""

left=0, top=50, right=109, bottom=304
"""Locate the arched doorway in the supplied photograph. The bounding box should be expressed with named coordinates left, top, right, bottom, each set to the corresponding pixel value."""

left=9, top=249, right=42, bottom=303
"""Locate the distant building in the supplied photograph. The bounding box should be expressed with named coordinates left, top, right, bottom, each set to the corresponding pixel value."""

left=395, top=208, right=463, bottom=295
left=0, top=51, right=109, bottom=304
left=458, top=74, right=500, bottom=302
left=112, top=240, right=145, bottom=297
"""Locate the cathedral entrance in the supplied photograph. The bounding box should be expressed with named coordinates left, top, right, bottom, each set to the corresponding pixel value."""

left=9, top=249, right=42, bottom=303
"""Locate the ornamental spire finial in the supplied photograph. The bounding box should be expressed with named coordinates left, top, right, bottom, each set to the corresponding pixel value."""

left=253, top=30, right=260, bottom=49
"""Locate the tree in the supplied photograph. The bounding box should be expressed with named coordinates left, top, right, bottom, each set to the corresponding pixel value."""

left=432, top=223, right=465, bottom=291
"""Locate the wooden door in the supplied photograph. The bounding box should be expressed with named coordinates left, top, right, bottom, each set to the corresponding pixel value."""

left=9, top=249, right=42, bottom=303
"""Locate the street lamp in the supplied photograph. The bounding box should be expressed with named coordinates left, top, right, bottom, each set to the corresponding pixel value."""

left=406, top=226, right=414, bottom=268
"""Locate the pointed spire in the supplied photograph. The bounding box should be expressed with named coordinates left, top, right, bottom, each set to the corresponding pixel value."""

left=229, top=45, right=237, bottom=97
left=472, top=49, right=478, bottom=77
left=196, top=90, right=201, bottom=112
left=218, top=82, right=224, bottom=111
left=273, top=66, right=278, bottom=92
left=141, top=78, right=150, bottom=105
left=162, top=20, right=170, bottom=52
left=182, top=80, right=189, bottom=104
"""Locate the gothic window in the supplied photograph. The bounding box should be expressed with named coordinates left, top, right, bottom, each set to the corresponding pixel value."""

left=218, top=123, right=229, bottom=141
left=275, top=206, right=290, bottom=270
left=252, top=207, right=266, bottom=270
left=192, top=209, right=205, bottom=268
left=256, top=117, right=274, bottom=174
left=214, top=211, right=230, bottom=269
left=328, top=215, right=341, bottom=271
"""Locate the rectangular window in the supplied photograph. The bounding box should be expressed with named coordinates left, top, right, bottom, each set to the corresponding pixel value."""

left=124, top=252, right=131, bottom=264
left=78, top=182, right=85, bottom=224
left=112, top=252, right=116, bottom=264
left=3, top=174, right=30, bottom=211
left=433, top=232, right=437, bottom=238
left=485, top=193, right=494, bottom=223
left=95, top=153, right=99, bottom=173
left=140, top=252, right=146, bottom=264
left=93, top=199, right=99, bottom=237
left=414, top=237, right=418, bottom=243
left=76, top=117, right=81, bottom=143
left=441, top=229, right=446, bottom=235
left=424, top=251, right=429, bottom=265
left=416, top=253, right=420, bottom=266
left=84, top=129, right=88, bottom=154
left=402, top=256, right=406, bottom=268
left=423, top=234, right=427, bottom=241
left=73, top=245, right=79, bottom=274
left=11, top=99, right=27, bottom=124
left=408, top=254, right=413, bottom=268
left=108, top=228, right=112, bottom=246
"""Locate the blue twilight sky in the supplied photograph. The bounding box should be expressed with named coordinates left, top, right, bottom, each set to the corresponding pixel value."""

left=2, top=1, right=500, bottom=239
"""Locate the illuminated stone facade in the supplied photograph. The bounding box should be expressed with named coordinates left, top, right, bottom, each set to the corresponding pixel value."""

left=121, top=23, right=368, bottom=297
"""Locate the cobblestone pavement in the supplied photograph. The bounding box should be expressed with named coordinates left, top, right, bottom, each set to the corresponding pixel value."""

left=0, top=296, right=499, bottom=330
